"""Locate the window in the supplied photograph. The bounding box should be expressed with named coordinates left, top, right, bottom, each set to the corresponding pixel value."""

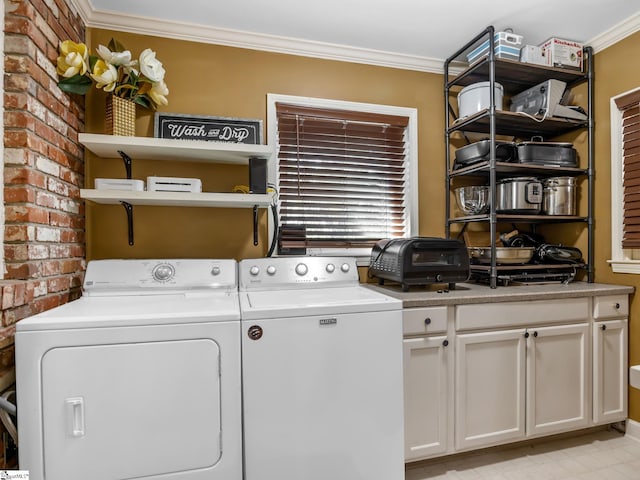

left=609, top=87, right=640, bottom=273
left=266, top=94, right=418, bottom=260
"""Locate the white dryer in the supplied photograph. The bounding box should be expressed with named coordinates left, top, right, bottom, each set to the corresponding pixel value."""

left=15, top=259, right=242, bottom=480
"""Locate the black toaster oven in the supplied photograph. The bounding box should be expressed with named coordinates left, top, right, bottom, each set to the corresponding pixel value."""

left=369, top=237, right=470, bottom=291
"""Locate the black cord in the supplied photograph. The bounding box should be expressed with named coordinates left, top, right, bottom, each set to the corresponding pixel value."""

left=267, top=203, right=279, bottom=257
left=266, top=184, right=279, bottom=257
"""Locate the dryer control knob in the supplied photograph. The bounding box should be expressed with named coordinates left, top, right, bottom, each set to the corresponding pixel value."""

left=211, top=266, right=221, bottom=276
left=326, top=263, right=336, bottom=273
left=266, top=265, right=277, bottom=275
left=340, top=263, right=350, bottom=273
left=295, top=263, right=308, bottom=276
left=153, top=264, right=175, bottom=282
left=249, top=266, right=260, bottom=276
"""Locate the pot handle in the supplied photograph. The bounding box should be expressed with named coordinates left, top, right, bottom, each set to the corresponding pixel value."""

left=525, top=181, right=543, bottom=204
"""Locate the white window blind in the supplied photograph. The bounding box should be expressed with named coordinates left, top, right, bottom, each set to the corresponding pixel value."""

left=275, top=103, right=410, bottom=250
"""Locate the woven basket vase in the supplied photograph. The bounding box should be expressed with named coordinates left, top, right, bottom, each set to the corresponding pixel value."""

left=105, top=95, right=136, bottom=136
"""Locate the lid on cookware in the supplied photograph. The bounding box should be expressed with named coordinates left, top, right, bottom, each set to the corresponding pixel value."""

left=516, top=141, right=574, bottom=147
left=543, top=176, right=577, bottom=185
left=498, top=176, right=541, bottom=183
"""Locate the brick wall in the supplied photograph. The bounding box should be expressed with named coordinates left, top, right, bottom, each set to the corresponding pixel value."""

left=2, top=0, right=86, bottom=467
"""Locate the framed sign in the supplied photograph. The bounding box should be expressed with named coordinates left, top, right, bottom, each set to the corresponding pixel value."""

left=154, top=113, right=263, bottom=144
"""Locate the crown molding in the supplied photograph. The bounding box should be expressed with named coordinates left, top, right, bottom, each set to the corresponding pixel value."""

left=68, top=0, right=444, bottom=73
left=587, top=11, right=640, bottom=53
left=70, top=0, right=638, bottom=73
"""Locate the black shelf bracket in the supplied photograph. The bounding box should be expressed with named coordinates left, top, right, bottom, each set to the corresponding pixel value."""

left=118, top=150, right=133, bottom=179
left=120, top=201, right=134, bottom=245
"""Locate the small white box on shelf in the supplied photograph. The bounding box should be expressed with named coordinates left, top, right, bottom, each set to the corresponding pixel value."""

left=539, top=37, right=584, bottom=70
left=147, top=176, right=202, bottom=193
left=94, top=178, right=145, bottom=191
left=520, top=45, right=550, bottom=66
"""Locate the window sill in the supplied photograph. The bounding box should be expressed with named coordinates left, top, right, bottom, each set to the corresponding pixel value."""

left=607, top=259, right=640, bottom=274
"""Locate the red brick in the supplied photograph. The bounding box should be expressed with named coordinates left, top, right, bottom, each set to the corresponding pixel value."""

left=47, top=276, right=71, bottom=293
left=4, top=245, right=28, bottom=262
left=4, top=185, right=37, bottom=203
left=1, top=285, right=15, bottom=310
left=5, top=205, right=50, bottom=224
left=4, top=225, right=31, bottom=242
left=5, top=0, right=37, bottom=20
left=3, top=304, right=35, bottom=326
left=4, top=167, right=47, bottom=188
left=5, top=262, right=41, bottom=280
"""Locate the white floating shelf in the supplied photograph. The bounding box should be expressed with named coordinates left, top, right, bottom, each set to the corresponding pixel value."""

left=81, top=189, right=274, bottom=208
left=79, top=133, right=273, bottom=164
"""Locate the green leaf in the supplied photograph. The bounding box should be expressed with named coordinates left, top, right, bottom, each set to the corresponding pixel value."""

left=134, top=96, right=153, bottom=110
left=58, top=75, right=93, bottom=95
left=108, top=38, right=127, bottom=53
left=88, top=54, right=99, bottom=72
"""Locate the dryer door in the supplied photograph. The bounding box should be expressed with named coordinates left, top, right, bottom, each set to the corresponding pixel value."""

left=41, top=339, right=221, bottom=480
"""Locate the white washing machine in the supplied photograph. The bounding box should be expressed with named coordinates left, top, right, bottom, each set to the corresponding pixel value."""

left=238, top=257, right=404, bottom=480
left=15, top=259, right=242, bottom=480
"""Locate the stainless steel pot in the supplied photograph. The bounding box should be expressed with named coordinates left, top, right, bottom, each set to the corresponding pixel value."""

left=543, top=177, right=577, bottom=215
left=496, top=177, right=542, bottom=214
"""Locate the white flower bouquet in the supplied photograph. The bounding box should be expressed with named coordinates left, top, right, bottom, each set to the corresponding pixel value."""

left=56, top=38, right=169, bottom=109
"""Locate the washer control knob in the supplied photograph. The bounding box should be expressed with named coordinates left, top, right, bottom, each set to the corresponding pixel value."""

left=152, top=263, right=175, bottom=282
left=266, top=265, right=277, bottom=276
left=249, top=265, right=260, bottom=276
left=295, top=263, right=308, bottom=276
left=326, top=263, right=336, bottom=273
left=340, top=263, right=350, bottom=273
left=211, top=266, right=221, bottom=276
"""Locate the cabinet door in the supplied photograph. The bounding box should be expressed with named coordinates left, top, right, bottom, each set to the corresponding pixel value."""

left=403, top=335, right=450, bottom=461
left=526, top=323, right=590, bottom=437
left=455, top=329, right=526, bottom=451
left=593, top=319, right=628, bottom=424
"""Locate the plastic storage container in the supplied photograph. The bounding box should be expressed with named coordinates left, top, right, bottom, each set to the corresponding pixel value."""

left=466, top=31, right=524, bottom=64
left=457, top=82, right=504, bottom=119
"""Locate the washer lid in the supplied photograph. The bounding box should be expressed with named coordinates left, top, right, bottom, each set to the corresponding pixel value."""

left=16, top=292, right=240, bottom=331
left=239, top=286, right=400, bottom=319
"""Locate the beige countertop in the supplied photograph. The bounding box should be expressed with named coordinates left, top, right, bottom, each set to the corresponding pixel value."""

left=363, top=281, right=635, bottom=308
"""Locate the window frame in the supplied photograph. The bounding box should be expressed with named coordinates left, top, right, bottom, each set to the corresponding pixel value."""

left=266, top=93, right=419, bottom=264
left=609, top=86, right=640, bottom=273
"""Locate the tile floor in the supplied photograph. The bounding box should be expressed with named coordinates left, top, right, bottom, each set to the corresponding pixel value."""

left=405, top=428, right=640, bottom=479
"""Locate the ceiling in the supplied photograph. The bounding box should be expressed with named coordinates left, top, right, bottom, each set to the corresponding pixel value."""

left=75, top=0, right=640, bottom=72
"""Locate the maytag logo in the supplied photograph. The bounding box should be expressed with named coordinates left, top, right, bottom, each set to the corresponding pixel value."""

left=319, top=318, right=337, bottom=326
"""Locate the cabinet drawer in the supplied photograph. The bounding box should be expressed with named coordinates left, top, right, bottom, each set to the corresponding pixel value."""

left=456, top=298, right=589, bottom=331
left=593, top=295, right=628, bottom=319
left=403, top=307, right=448, bottom=335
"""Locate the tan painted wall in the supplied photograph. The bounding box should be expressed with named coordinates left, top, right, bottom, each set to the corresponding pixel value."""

left=85, top=28, right=640, bottom=418
left=589, top=30, right=640, bottom=421
left=84, top=29, right=445, bottom=261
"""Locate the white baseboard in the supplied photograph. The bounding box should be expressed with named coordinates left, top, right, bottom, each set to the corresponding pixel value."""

left=626, top=419, right=640, bottom=442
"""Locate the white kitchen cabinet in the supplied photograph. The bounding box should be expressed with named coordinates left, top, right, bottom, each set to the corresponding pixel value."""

left=403, top=335, right=450, bottom=460
left=593, top=321, right=628, bottom=424
left=526, top=323, right=590, bottom=437
left=455, top=329, right=526, bottom=451
left=398, top=286, right=632, bottom=464
left=402, top=307, right=452, bottom=461
left=455, top=308, right=590, bottom=450
left=592, top=295, right=628, bottom=424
